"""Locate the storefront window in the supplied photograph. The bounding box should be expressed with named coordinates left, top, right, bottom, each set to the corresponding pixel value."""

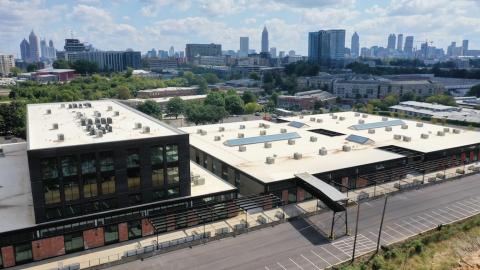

left=152, top=190, right=165, bottom=200
left=128, top=220, right=142, bottom=239
left=166, top=145, right=178, bottom=162
left=167, top=187, right=179, bottom=198
left=151, top=146, right=164, bottom=165
left=64, top=232, right=84, bottom=253
left=81, top=153, right=96, bottom=174
left=104, top=224, right=119, bottom=244
left=152, top=168, right=164, bottom=187
left=14, top=243, right=32, bottom=264
left=101, top=175, right=115, bottom=194
left=167, top=167, right=179, bottom=186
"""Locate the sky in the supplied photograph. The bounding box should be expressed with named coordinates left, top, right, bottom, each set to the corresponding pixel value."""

left=1, top=0, right=480, bottom=57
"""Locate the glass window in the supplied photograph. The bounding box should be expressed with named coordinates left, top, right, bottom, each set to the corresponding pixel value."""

left=151, top=146, right=164, bottom=165
left=45, top=207, right=62, bottom=220
left=84, top=201, right=100, bottom=214
left=167, top=187, right=179, bottom=198
left=81, top=153, right=96, bottom=174
left=152, top=190, right=165, bottom=200
left=44, top=179, right=61, bottom=204
left=126, top=149, right=140, bottom=168
left=104, top=224, right=119, bottom=244
left=60, top=156, right=77, bottom=177
left=64, top=204, right=82, bottom=218
left=64, top=232, right=84, bottom=253
left=128, top=194, right=142, bottom=205
left=101, top=198, right=117, bottom=210
left=14, top=243, right=32, bottom=264
left=127, top=169, right=141, bottom=190
left=167, top=167, right=179, bottom=186
left=41, top=158, right=58, bottom=180
left=100, top=151, right=114, bottom=172
left=101, top=175, right=116, bottom=194
left=152, top=168, right=164, bottom=187
left=166, top=145, right=178, bottom=162
left=64, top=179, right=80, bottom=201
left=83, top=175, right=98, bottom=198
left=127, top=220, right=142, bottom=239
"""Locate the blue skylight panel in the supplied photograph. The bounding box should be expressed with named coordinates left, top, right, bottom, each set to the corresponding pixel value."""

left=345, top=134, right=371, bottom=144
left=350, top=119, right=405, bottom=130
left=224, top=132, right=301, bottom=147
left=288, top=121, right=307, bottom=128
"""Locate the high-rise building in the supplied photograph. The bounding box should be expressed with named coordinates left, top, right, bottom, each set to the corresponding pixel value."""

left=404, top=36, right=414, bottom=55
left=169, top=46, right=175, bottom=57
left=64, top=39, right=87, bottom=52
left=261, top=26, right=269, bottom=53
left=270, top=47, right=277, bottom=58
left=463, top=40, right=469, bottom=55
left=279, top=51, right=285, bottom=58
left=48, top=40, right=56, bottom=59
left=351, top=32, right=359, bottom=58
left=308, top=29, right=345, bottom=67
left=387, top=34, right=396, bottom=50
left=0, top=54, right=15, bottom=76
left=239, top=37, right=249, bottom=57
left=397, top=34, right=404, bottom=51
left=67, top=51, right=141, bottom=72
left=40, top=39, right=48, bottom=59
left=288, top=50, right=296, bottom=56
left=185, top=44, right=221, bottom=63
left=20, top=38, right=30, bottom=62
left=29, top=30, right=40, bottom=62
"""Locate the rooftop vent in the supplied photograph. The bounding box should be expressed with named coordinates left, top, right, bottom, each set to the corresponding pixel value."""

left=107, top=106, right=113, bottom=111
left=310, top=117, right=316, bottom=122
left=443, top=127, right=450, bottom=132
left=421, top=133, right=429, bottom=139
left=52, top=123, right=58, bottom=130
left=362, top=114, right=368, bottom=118
left=368, top=129, right=375, bottom=134
left=453, top=129, right=460, bottom=134
left=319, top=147, right=328, bottom=156
left=385, top=126, right=392, bottom=132
left=143, top=126, right=150, bottom=133
left=316, top=119, right=323, bottom=123
left=89, top=129, right=95, bottom=136
left=416, top=122, right=423, bottom=127
left=293, top=152, right=302, bottom=160
left=239, top=145, right=246, bottom=152
left=266, top=156, right=275, bottom=164
left=96, top=112, right=101, bottom=117
left=258, top=123, right=264, bottom=128
left=358, top=119, right=365, bottom=124
left=382, top=117, right=388, bottom=121
left=96, top=130, right=103, bottom=138
left=343, top=145, right=352, bottom=152
left=101, top=118, right=106, bottom=124
left=239, top=124, right=245, bottom=129
left=401, top=124, right=408, bottom=129
left=339, top=116, right=346, bottom=121
left=238, top=133, right=244, bottom=138
left=264, top=142, right=272, bottom=148
left=135, top=122, right=142, bottom=129
left=80, top=119, right=86, bottom=126
left=218, top=127, right=225, bottom=132
left=200, top=130, right=207, bottom=136
left=394, top=134, right=402, bottom=140
left=60, top=104, right=65, bottom=108
left=107, top=126, right=113, bottom=133
left=46, top=109, right=51, bottom=114
left=57, top=133, right=64, bottom=141
left=299, top=115, right=304, bottom=119
left=437, top=131, right=445, bottom=136
left=214, top=136, right=221, bottom=141
left=260, top=130, right=266, bottom=136
left=403, top=136, right=411, bottom=142
left=114, top=111, right=120, bottom=116
left=264, top=124, right=270, bottom=129
left=332, top=115, right=338, bottom=119
left=107, top=117, right=112, bottom=124
left=310, top=136, right=317, bottom=142
left=354, top=112, right=360, bottom=117
left=280, top=128, right=287, bottom=133
left=288, top=139, right=296, bottom=145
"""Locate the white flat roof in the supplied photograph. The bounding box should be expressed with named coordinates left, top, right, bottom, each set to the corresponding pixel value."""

left=27, top=100, right=184, bottom=150
left=190, top=161, right=236, bottom=197
left=181, top=111, right=480, bottom=184
left=0, top=142, right=35, bottom=233
left=138, top=87, right=198, bottom=93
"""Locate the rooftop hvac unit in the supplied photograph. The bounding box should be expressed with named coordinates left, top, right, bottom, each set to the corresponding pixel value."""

left=403, top=136, right=411, bottom=142
left=288, top=139, right=295, bottom=145
left=354, top=112, right=360, bottom=117
left=264, top=142, right=272, bottom=148
left=60, top=104, right=65, bottom=108
left=101, top=118, right=106, bottom=124
left=343, top=145, right=351, bottom=152
left=107, top=117, right=112, bottom=124
left=80, top=119, right=86, bottom=126
left=299, top=115, right=304, bottom=119
left=135, top=122, right=142, bottom=129
left=96, top=112, right=101, bottom=117
left=393, top=134, right=402, bottom=140
left=401, top=124, right=408, bottom=129
left=193, top=176, right=205, bottom=185
left=72, top=103, right=77, bottom=108
left=266, top=157, right=275, bottom=164
left=114, top=111, right=120, bottom=116
left=382, top=117, right=388, bottom=121
left=385, top=126, right=392, bottom=131
left=443, top=127, right=450, bottom=132
left=238, top=133, right=244, bottom=138
left=95, top=118, right=100, bottom=124
left=453, top=129, right=460, bottom=134
left=200, top=130, right=207, bottom=136
left=260, top=130, right=266, bottom=135
left=310, top=136, right=317, bottom=142
left=196, top=129, right=202, bottom=134
left=319, top=147, right=328, bottom=156
left=421, top=133, right=429, bottom=139
left=239, top=124, right=245, bottom=129
left=214, top=136, right=221, bottom=141
left=316, top=119, right=323, bottom=123
left=107, top=125, right=113, bottom=132
left=78, top=104, right=83, bottom=108
left=358, top=119, right=365, bottom=124
left=258, top=123, right=264, bottom=128
left=218, top=127, right=225, bottom=132
left=293, top=152, right=302, bottom=160
left=143, top=126, right=151, bottom=133
left=52, top=123, right=59, bottom=130
left=89, top=128, right=96, bottom=136
left=416, top=122, right=423, bottom=127
left=437, top=131, right=445, bottom=136
left=280, top=128, right=287, bottom=133
left=362, top=114, right=368, bottom=118
left=339, top=116, right=346, bottom=121
left=107, top=106, right=113, bottom=111
left=87, top=119, right=93, bottom=125
left=310, top=117, right=316, bottom=122
left=96, top=130, right=103, bottom=138
left=57, top=133, right=65, bottom=141
left=239, top=145, right=246, bottom=152
left=264, top=124, right=270, bottom=129
left=68, top=104, right=73, bottom=109
left=368, top=129, right=375, bottom=134
left=46, top=109, right=51, bottom=114
left=332, top=115, right=338, bottom=119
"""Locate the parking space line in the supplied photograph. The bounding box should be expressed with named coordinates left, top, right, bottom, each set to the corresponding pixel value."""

left=450, top=203, right=477, bottom=215
left=455, top=201, right=479, bottom=212
left=444, top=206, right=469, bottom=218
left=423, top=212, right=448, bottom=224
left=379, top=229, right=397, bottom=241
left=310, top=250, right=331, bottom=268
left=369, top=231, right=392, bottom=245
left=433, top=209, right=461, bottom=220
left=301, top=254, right=321, bottom=270
left=414, top=215, right=438, bottom=227
left=289, top=258, right=304, bottom=270
left=277, top=262, right=288, bottom=270
left=265, top=266, right=271, bottom=270
left=385, top=225, right=409, bottom=238
left=407, top=217, right=432, bottom=230
left=321, top=246, right=347, bottom=262
left=391, top=222, right=417, bottom=235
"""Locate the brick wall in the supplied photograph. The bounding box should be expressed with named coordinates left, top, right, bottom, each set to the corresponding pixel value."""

left=1, top=246, right=15, bottom=268
left=187, top=211, right=199, bottom=227
left=141, top=219, right=155, bottom=236
left=297, top=187, right=305, bottom=202
left=32, top=236, right=65, bottom=261
left=118, top=223, right=129, bottom=242
left=281, top=189, right=289, bottom=204
left=166, top=215, right=176, bottom=232
left=83, top=228, right=105, bottom=249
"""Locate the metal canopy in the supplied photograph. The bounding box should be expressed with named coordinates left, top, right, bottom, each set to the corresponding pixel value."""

left=295, top=172, right=347, bottom=212
left=349, top=119, right=405, bottom=130
left=224, top=132, right=301, bottom=147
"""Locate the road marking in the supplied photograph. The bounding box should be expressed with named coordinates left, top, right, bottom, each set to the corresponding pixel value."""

left=385, top=225, right=409, bottom=238
left=444, top=207, right=469, bottom=218
left=391, top=223, right=417, bottom=235
left=423, top=212, right=448, bottom=224
left=407, top=217, right=432, bottom=230
left=277, top=262, right=288, bottom=270
left=450, top=203, right=477, bottom=214
left=265, top=266, right=271, bottom=270
left=380, top=229, right=397, bottom=241
left=301, top=254, right=321, bottom=270
left=414, top=215, right=437, bottom=227
left=455, top=201, right=479, bottom=212
left=310, top=250, right=331, bottom=268
left=320, top=246, right=346, bottom=262
left=433, top=209, right=460, bottom=220
left=289, top=258, right=304, bottom=270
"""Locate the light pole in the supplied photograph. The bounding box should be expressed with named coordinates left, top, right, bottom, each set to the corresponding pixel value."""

left=351, top=202, right=360, bottom=263
left=376, top=195, right=388, bottom=253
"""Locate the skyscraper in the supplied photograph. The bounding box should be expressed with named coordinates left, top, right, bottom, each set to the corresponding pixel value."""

left=29, top=30, right=39, bottom=62
left=169, top=46, right=175, bottom=57
left=261, top=26, right=269, bottom=53
left=20, top=38, right=30, bottom=62
left=48, top=40, right=56, bottom=59
left=387, top=34, right=396, bottom=50
left=351, top=32, right=359, bottom=58
left=308, top=29, right=345, bottom=67
left=40, top=39, right=48, bottom=59
left=185, top=44, right=222, bottom=63
left=463, top=40, right=469, bottom=55
left=404, top=36, right=414, bottom=56
left=239, top=37, right=249, bottom=57
left=64, top=39, right=87, bottom=52
left=0, top=54, right=15, bottom=76
left=270, top=47, right=277, bottom=58
left=397, top=34, right=404, bottom=51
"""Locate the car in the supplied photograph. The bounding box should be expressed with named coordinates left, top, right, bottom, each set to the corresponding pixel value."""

left=254, top=112, right=261, bottom=116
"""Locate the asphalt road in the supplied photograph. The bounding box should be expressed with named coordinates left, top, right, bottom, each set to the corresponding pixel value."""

left=110, top=174, right=480, bottom=270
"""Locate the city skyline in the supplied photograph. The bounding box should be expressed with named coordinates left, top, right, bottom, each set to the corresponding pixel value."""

left=1, top=0, right=480, bottom=57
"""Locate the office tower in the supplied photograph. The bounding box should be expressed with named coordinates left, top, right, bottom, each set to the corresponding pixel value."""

left=169, top=46, right=175, bottom=57
left=288, top=50, right=295, bottom=56
left=0, top=54, right=15, bottom=76
left=40, top=39, right=48, bottom=59
left=67, top=51, right=141, bottom=71
left=351, top=32, right=359, bottom=58
left=387, top=34, right=396, bottom=50
left=48, top=40, right=56, bottom=59
left=20, top=38, right=30, bottom=62
left=239, top=37, right=249, bottom=57
left=269, top=47, right=277, bottom=58
left=397, top=34, right=403, bottom=51
left=308, top=29, right=345, bottom=67
left=463, top=40, right=469, bottom=55
left=279, top=51, right=285, bottom=58
left=404, top=36, right=414, bottom=55
left=29, top=30, right=40, bottom=62
left=185, top=44, right=222, bottom=63
left=261, top=26, right=269, bottom=53
left=64, top=39, right=87, bottom=52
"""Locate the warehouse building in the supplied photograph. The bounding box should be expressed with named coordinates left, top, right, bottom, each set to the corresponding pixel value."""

left=390, top=101, right=480, bottom=124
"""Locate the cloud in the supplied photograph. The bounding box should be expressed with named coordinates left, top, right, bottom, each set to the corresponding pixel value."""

left=140, top=0, right=191, bottom=17
left=270, top=0, right=355, bottom=8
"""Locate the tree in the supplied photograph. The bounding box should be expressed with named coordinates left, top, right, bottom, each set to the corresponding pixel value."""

left=183, top=71, right=195, bottom=85
left=203, top=73, right=220, bottom=84
left=204, top=92, right=225, bottom=107
left=125, top=67, right=133, bottom=78
left=270, top=92, right=279, bottom=106
left=185, top=103, right=227, bottom=125
left=53, top=59, right=70, bottom=69
left=244, top=102, right=262, bottom=114
left=165, top=97, right=185, bottom=118
left=71, top=60, right=98, bottom=75
left=467, top=84, right=480, bottom=97
left=137, top=100, right=162, bottom=118
left=116, top=85, right=131, bottom=100
left=9, top=67, right=22, bottom=77
left=26, top=63, right=38, bottom=72
left=249, top=72, right=260, bottom=81
left=224, top=94, right=245, bottom=115
left=241, top=91, right=257, bottom=104
left=425, top=94, right=456, bottom=106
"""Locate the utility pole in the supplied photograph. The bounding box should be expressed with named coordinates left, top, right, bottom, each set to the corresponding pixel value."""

left=376, top=195, right=389, bottom=253
left=351, top=202, right=361, bottom=262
